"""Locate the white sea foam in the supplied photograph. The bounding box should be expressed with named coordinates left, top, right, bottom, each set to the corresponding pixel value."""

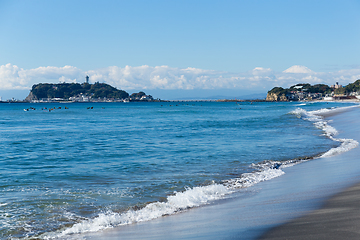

left=320, top=138, right=359, bottom=158
left=45, top=167, right=288, bottom=239
left=44, top=184, right=232, bottom=239
left=223, top=168, right=285, bottom=189
left=309, top=105, right=358, bottom=117
left=290, top=106, right=359, bottom=158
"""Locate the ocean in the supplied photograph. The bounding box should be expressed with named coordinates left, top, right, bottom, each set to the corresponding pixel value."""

left=0, top=101, right=358, bottom=239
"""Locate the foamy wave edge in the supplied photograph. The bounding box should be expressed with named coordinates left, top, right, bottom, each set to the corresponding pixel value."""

left=290, top=106, right=359, bottom=158
left=43, top=184, right=231, bottom=239
left=43, top=170, right=286, bottom=239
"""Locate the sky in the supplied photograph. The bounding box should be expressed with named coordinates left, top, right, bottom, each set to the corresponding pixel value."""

left=0, top=0, right=360, bottom=100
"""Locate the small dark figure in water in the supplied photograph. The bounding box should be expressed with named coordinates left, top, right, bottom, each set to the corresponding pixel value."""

left=272, top=163, right=281, bottom=169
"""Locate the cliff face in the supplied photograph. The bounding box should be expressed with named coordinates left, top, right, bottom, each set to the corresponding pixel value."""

left=25, top=92, right=37, bottom=102
left=266, top=92, right=288, bottom=101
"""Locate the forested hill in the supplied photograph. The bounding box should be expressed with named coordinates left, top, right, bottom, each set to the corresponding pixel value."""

left=25, top=82, right=130, bottom=101
left=266, top=80, right=360, bottom=101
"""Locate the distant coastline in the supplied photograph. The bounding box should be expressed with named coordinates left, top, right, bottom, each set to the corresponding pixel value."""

left=2, top=79, right=360, bottom=103
left=266, top=80, right=360, bottom=102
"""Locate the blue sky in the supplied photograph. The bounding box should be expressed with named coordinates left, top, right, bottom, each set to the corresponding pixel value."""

left=0, top=0, right=360, bottom=100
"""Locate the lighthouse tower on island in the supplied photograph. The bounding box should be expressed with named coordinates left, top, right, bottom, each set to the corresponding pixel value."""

left=85, top=75, right=89, bottom=84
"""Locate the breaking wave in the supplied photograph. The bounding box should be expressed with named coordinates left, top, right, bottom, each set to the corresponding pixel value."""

left=43, top=165, right=287, bottom=239
left=290, top=106, right=359, bottom=158
left=43, top=184, right=231, bottom=239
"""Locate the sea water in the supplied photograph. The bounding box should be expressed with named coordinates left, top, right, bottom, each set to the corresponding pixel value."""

left=0, top=101, right=357, bottom=239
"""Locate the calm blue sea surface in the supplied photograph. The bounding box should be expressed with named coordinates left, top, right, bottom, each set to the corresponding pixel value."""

left=0, top=101, right=355, bottom=239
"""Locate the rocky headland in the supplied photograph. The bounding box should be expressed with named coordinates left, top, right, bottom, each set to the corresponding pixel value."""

left=266, top=80, right=360, bottom=102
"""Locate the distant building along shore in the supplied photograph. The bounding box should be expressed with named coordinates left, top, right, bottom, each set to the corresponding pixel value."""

left=266, top=80, right=360, bottom=102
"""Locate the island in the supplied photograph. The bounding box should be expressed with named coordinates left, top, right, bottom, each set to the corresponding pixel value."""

left=24, top=82, right=157, bottom=103
left=266, top=80, right=360, bottom=101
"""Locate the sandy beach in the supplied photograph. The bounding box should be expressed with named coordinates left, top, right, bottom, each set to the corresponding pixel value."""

left=260, top=182, right=360, bottom=239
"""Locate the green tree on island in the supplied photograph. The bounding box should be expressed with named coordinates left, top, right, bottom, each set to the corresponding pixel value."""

left=28, top=82, right=129, bottom=100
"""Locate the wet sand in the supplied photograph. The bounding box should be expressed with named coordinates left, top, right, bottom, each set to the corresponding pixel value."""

left=260, top=182, right=360, bottom=239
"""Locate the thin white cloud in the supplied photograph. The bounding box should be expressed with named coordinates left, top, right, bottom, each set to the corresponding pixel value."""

left=0, top=63, right=83, bottom=90
left=1, top=63, right=360, bottom=92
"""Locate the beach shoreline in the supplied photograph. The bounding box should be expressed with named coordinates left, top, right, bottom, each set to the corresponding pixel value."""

left=259, top=181, right=360, bottom=239
left=57, top=104, right=360, bottom=240
left=258, top=105, right=360, bottom=239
